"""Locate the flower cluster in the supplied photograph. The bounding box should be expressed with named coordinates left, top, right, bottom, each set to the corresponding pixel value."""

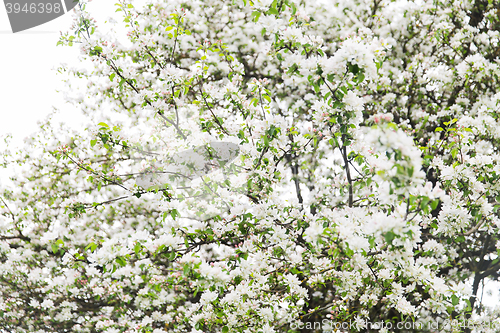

left=1, top=0, right=500, bottom=332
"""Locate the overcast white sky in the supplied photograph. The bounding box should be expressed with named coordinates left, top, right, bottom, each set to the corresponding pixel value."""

left=0, top=1, right=118, bottom=147
left=1, top=5, right=72, bottom=143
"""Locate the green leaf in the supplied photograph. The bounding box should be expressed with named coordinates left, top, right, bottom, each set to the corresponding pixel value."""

left=85, top=242, right=97, bottom=252
left=431, top=199, right=439, bottom=210
left=384, top=231, right=396, bottom=244
left=116, top=256, right=127, bottom=267
left=170, top=209, right=179, bottom=220
left=251, top=10, right=261, bottom=22
left=357, top=72, right=365, bottom=83
left=134, top=243, right=141, bottom=255
left=267, top=7, right=279, bottom=15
